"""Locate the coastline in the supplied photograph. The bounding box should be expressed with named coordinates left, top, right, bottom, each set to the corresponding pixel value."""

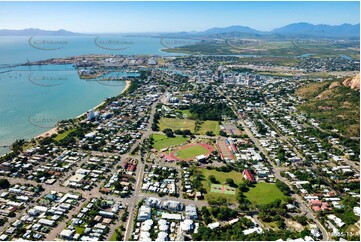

left=36, top=80, right=131, bottom=139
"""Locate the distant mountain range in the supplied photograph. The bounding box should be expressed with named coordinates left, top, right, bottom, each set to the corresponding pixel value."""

left=0, top=23, right=359, bottom=39
left=163, top=22, right=360, bottom=40
left=271, top=22, right=360, bottom=39
left=0, top=28, right=82, bottom=36
left=203, top=25, right=263, bottom=35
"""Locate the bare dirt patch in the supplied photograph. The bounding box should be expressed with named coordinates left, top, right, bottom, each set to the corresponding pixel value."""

left=285, top=219, right=304, bottom=232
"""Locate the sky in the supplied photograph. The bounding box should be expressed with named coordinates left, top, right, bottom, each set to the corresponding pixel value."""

left=0, top=1, right=359, bottom=33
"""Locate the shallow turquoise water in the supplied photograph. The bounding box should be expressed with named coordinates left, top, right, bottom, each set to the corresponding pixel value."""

left=0, top=64, right=124, bottom=155
left=0, top=35, right=189, bottom=155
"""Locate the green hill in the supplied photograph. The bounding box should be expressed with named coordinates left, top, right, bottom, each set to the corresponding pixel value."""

left=296, top=77, right=360, bottom=138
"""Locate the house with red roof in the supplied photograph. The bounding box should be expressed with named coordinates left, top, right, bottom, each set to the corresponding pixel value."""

left=127, top=164, right=135, bottom=172
left=310, top=200, right=322, bottom=206
left=121, top=162, right=128, bottom=169
left=242, top=169, right=255, bottom=183
left=310, top=200, right=332, bottom=212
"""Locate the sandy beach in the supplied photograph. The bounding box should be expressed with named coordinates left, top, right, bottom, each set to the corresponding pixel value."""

left=36, top=127, right=59, bottom=139
left=36, top=80, right=131, bottom=139
left=75, top=79, right=131, bottom=119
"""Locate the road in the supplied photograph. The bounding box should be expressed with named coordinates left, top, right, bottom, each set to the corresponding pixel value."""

left=122, top=94, right=161, bottom=241
left=217, top=88, right=330, bottom=241
left=0, top=92, right=159, bottom=241
left=121, top=92, right=211, bottom=240
left=1, top=86, right=333, bottom=241
left=267, top=98, right=359, bottom=173
left=1, top=92, right=187, bottom=241
left=257, top=111, right=305, bottom=161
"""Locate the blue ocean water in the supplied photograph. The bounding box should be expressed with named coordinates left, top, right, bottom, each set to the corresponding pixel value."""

left=0, top=36, right=181, bottom=65
left=0, top=36, right=183, bottom=155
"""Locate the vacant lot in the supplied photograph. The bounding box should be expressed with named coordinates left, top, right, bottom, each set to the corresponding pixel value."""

left=158, top=118, right=195, bottom=132
left=197, top=121, right=220, bottom=135
left=174, top=145, right=209, bottom=159
left=245, top=182, right=286, bottom=205
left=152, top=134, right=188, bottom=151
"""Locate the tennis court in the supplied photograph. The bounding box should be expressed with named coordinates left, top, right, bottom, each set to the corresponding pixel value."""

left=210, top=184, right=236, bottom=195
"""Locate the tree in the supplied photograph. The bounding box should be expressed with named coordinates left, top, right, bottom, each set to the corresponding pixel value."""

left=210, top=206, right=238, bottom=221
left=226, top=178, right=236, bottom=187
left=121, top=211, right=128, bottom=222
left=276, top=219, right=286, bottom=229
left=151, top=123, right=159, bottom=131
left=275, top=179, right=291, bottom=196
left=208, top=175, right=217, bottom=184
left=219, top=130, right=228, bottom=137
left=0, top=179, right=10, bottom=189
left=295, top=216, right=308, bottom=226
left=239, top=183, right=249, bottom=192
left=8, top=211, right=16, bottom=217
left=189, top=103, right=236, bottom=121
left=35, top=185, right=44, bottom=193
left=200, top=206, right=213, bottom=224
left=115, top=231, right=122, bottom=241
left=206, top=131, right=215, bottom=136
left=162, top=128, right=174, bottom=137
left=208, top=196, right=227, bottom=206
left=277, top=147, right=287, bottom=162
left=342, top=195, right=359, bottom=210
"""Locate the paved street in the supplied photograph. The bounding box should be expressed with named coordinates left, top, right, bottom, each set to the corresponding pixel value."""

left=122, top=93, right=161, bottom=241
left=0, top=86, right=339, bottom=242
left=217, top=88, right=330, bottom=241
left=0, top=92, right=177, bottom=241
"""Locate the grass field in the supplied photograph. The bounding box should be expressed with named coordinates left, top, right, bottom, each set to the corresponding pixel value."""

left=200, top=168, right=243, bottom=184
left=174, top=145, right=209, bottom=159
left=54, top=128, right=75, bottom=142
left=245, top=182, right=286, bottom=205
left=198, top=168, right=243, bottom=203
left=158, top=118, right=195, bottom=132
left=178, top=109, right=192, bottom=118
left=152, top=134, right=188, bottom=151
left=197, top=121, right=220, bottom=135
